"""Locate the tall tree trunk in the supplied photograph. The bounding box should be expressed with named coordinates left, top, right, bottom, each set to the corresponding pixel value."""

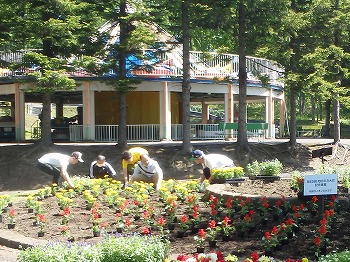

left=117, top=0, right=128, bottom=149
left=38, top=9, right=55, bottom=146
left=332, top=0, right=341, bottom=144
left=323, top=99, right=331, bottom=137
left=39, top=93, right=53, bottom=146
left=237, top=0, right=249, bottom=152
left=333, top=98, right=340, bottom=143
left=288, top=0, right=297, bottom=148
left=289, top=86, right=297, bottom=147
left=181, top=0, right=192, bottom=153
left=311, top=96, right=315, bottom=122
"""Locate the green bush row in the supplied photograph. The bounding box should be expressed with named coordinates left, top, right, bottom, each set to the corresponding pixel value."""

left=18, top=234, right=170, bottom=262
left=246, top=159, right=283, bottom=176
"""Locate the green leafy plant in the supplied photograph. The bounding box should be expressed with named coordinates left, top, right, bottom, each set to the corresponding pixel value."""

left=211, top=166, right=245, bottom=180
left=18, top=235, right=170, bottom=262
left=246, top=159, right=283, bottom=177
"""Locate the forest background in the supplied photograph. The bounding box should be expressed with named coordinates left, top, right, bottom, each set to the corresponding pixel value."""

left=1, top=0, right=350, bottom=152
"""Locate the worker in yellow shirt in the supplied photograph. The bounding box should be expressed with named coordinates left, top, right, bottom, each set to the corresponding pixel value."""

left=121, top=147, right=149, bottom=186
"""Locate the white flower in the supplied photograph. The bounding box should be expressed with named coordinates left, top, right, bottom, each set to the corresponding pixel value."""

left=206, top=253, right=218, bottom=262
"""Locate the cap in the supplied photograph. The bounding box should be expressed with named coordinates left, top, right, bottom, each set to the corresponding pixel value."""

left=71, top=151, right=84, bottom=162
left=190, top=149, right=204, bottom=160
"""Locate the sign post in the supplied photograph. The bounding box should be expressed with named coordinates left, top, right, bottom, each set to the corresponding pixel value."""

left=303, top=174, right=337, bottom=220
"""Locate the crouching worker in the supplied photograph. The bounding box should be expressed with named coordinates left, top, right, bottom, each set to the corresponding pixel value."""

left=191, top=149, right=234, bottom=192
left=130, top=157, right=163, bottom=191
left=89, top=155, right=117, bottom=179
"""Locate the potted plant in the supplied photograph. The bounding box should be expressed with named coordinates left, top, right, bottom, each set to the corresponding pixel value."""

left=7, top=209, right=15, bottom=229
left=193, top=229, right=206, bottom=253
left=206, top=220, right=219, bottom=247
left=218, top=216, right=236, bottom=241
left=210, top=166, right=245, bottom=184
left=307, top=196, right=319, bottom=215
left=246, top=159, right=282, bottom=181
left=261, top=231, right=279, bottom=256
left=36, top=214, right=46, bottom=237
left=177, top=214, right=189, bottom=237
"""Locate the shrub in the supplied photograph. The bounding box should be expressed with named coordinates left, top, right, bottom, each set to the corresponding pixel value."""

left=211, top=166, right=245, bottom=180
left=18, top=234, right=170, bottom=262
left=246, top=159, right=283, bottom=177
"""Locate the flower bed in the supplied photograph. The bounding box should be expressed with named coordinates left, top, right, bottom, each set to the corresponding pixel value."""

left=0, top=176, right=349, bottom=261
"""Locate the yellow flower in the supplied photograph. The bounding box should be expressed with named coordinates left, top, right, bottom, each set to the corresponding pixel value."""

left=302, top=258, right=308, bottom=262
left=225, top=254, right=238, bottom=262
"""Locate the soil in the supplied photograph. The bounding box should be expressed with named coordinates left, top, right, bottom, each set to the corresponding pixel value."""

left=0, top=140, right=330, bottom=191
left=0, top=140, right=347, bottom=261
left=1, top=179, right=350, bottom=261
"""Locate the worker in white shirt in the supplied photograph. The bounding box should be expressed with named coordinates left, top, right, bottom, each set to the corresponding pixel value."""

left=130, top=157, right=163, bottom=190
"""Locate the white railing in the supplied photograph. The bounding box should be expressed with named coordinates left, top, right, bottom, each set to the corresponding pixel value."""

left=36, top=123, right=273, bottom=142
left=0, top=49, right=284, bottom=86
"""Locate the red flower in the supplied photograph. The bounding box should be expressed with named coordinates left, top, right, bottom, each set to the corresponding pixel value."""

left=320, top=218, right=327, bottom=225
left=244, top=214, right=251, bottom=222
left=198, top=228, right=206, bottom=238
left=314, top=236, right=321, bottom=246
left=211, top=208, right=217, bottom=216
left=61, top=207, right=70, bottom=216
left=299, top=204, right=305, bottom=211
left=225, top=198, right=233, bottom=208
left=292, top=205, right=298, bottom=213
left=331, top=195, right=336, bottom=201
left=318, top=225, right=327, bottom=235
left=222, top=216, right=231, bottom=226
left=177, top=254, right=190, bottom=261
left=157, top=216, right=166, bottom=226
left=264, top=231, right=271, bottom=240
left=271, top=226, right=279, bottom=235
left=192, top=205, right=198, bottom=212
left=181, top=214, right=188, bottom=223
left=286, top=218, right=294, bottom=225
left=9, top=209, right=15, bottom=217
left=143, top=211, right=150, bottom=220
left=263, top=202, right=269, bottom=208
left=37, top=214, right=45, bottom=223
left=312, top=196, right=318, bottom=203
left=248, top=209, right=255, bottom=216
left=124, top=218, right=132, bottom=228
left=192, top=210, right=199, bottom=219
left=208, top=220, right=216, bottom=229
left=142, top=227, right=150, bottom=234
left=276, top=200, right=282, bottom=207
left=251, top=251, right=260, bottom=262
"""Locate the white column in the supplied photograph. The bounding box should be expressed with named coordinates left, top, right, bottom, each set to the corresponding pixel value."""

left=14, top=83, right=25, bottom=140
left=159, top=82, right=171, bottom=140
left=279, top=93, right=286, bottom=138
left=224, top=84, right=234, bottom=123
left=82, top=81, right=95, bottom=141
left=265, top=89, right=275, bottom=138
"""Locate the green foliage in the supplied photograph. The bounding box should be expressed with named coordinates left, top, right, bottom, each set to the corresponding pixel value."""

left=319, top=250, right=350, bottom=262
left=246, top=159, right=283, bottom=177
left=18, top=235, right=170, bottom=262
left=211, top=166, right=245, bottom=180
